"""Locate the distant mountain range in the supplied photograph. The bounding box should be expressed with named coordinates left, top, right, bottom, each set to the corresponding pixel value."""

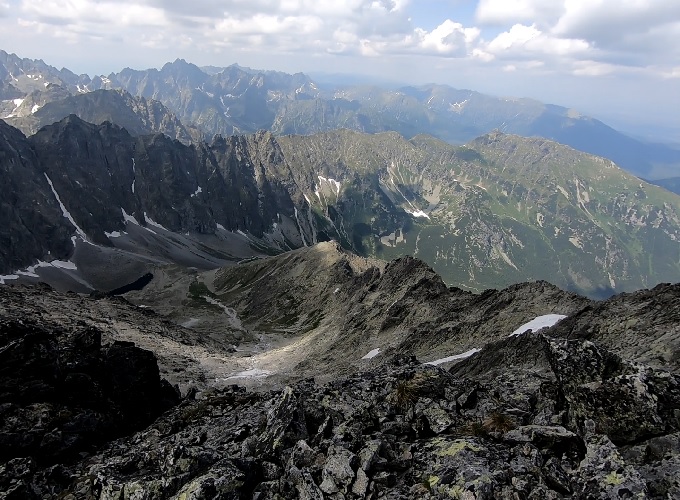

left=1, top=114, right=679, bottom=297
left=3, top=87, right=201, bottom=144
left=1, top=49, right=679, bottom=183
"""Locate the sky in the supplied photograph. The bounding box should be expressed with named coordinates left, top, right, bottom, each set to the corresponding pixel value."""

left=1, top=0, right=679, bottom=140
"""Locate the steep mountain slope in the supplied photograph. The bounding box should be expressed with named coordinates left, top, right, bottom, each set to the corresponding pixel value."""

left=0, top=49, right=93, bottom=94
left=0, top=116, right=303, bottom=292
left=104, top=61, right=680, bottom=178
left=1, top=117, right=679, bottom=296
left=2, top=50, right=678, bottom=178
left=106, top=59, right=316, bottom=136
left=273, top=129, right=680, bottom=296
left=395, top=84, right=680, bottom=178
left=198, top=242, right=589, bottom=382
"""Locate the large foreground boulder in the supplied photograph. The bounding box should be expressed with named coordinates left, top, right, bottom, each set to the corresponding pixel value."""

left=0, top=317, right=179, bottom=467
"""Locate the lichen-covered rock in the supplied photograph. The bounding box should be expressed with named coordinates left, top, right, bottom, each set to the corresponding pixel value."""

left=547, top=338, right=680, bottom=444
left=574, top=434, right=649, bottom=499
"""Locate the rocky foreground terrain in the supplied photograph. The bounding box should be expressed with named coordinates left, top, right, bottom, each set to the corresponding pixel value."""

left=1, top=249, right=680, bottom=498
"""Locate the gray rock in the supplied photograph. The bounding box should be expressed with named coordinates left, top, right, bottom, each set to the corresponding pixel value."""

left=320, top=445, right=357, bottom=495
left=421, top=405, right=453, bottom=434
left=574, top=434, right=648, bottom=499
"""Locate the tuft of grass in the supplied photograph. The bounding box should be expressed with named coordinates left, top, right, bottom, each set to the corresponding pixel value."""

left=462, top=421, right=488, bottom=437
left=389, top=379, right=419, bottom=409
left=482, top=411, right=516, bottom=433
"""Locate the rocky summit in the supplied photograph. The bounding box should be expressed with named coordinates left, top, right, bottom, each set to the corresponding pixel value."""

left=1, top=250, right=680, bottom=498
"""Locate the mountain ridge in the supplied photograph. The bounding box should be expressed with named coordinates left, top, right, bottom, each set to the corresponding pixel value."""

left=1, top=49, right=678, bottom=179
left=2, top=115, right=680, bottom=297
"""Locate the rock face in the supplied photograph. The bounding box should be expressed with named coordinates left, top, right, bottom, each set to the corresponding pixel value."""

left=549, top=282, right=680, bottom=372
left=0, top=307, right=180, bottom=470
left=0, top=115, right=309, bottom=280
left=4, top=333, right=678, bottom=499
left=2, top=115, right=679, bottom=297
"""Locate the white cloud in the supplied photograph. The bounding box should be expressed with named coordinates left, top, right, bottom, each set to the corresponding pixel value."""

left=571, top=60, right=619, bottom=77
left=662, top=67, right=680, bottom=79
left=7, top=0, right=677, bottom=77
left=484, top=23, right=590, bottom=59
left=358, top=19, right=479, bottom=58
left=553, top=0, right=680, bottom=42
left=21, top=0, right=168, bottom=28
left=475, top=0, right=563, bottom=27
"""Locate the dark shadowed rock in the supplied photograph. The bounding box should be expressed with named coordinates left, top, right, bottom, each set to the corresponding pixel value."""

left=0, top=315, right=179, bottom=466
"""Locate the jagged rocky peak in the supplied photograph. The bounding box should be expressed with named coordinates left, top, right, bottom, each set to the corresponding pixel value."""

left=3, top=88, right=200, bottom=143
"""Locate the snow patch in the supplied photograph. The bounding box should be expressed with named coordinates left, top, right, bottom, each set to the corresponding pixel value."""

left=12, top=98, right=24, bottom=107
left=511, top=314, right=567, bottom=336
left=216, top=223, right=226, bottom=231
left=131, top=158, right=136, bottom=193
left=426, top=348, right=481, bottom=366
left=31, top=104, right=41, bottom=114
left=121, top=208, right=139, bottom=225
left=222, top=368, right=271, bottom=381
left=405, top=209, right=430, bottom=219
left=105, top=231, right=124, bottom=238
left=7, top=260, right=78, bottom=281
left=191, top=186, right=203, bottom=197
left=50, top=260, right=77, bottom=270
left=144, top=213, right=167, bottom=231
left=318, top=175, right=341, bottom=196
left=569, top=236, right=583, bottom=249
left=44, top=173, right=88, bottom=242
left=556, top=185, right=569, bottom=200
left=449, top=99, right=468, bottom=112
left=0, top=274, right=19, bottom=284
left=361, top=348, right=381, bottom=360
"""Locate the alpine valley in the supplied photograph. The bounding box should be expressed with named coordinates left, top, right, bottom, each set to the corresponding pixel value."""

left=1, top=49, right=680, bottom=499
left=1, top=114, right=679, bottom=298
